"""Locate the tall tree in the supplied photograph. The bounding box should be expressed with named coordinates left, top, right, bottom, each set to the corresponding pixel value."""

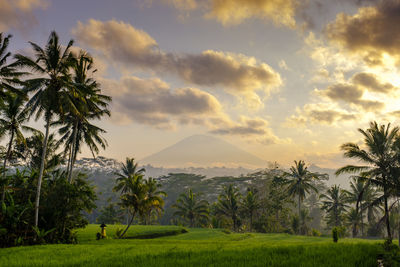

left=216, top=184, right=241, bottom=231
left=57, top=51, right=111, bottom=182
left=14, top=31, right=75, bottom=228
left=113, top=158, right=145, bottom=194
left=320, top=185, right=348, bottom=228
left=173, top=188, right=209, bottom=227
left=280, top=160, right=323, bottom=219
left=18, top=132, right=64, bottom=171
left=115, top=174, right=146, bottom=238
left=336, top=122, right=400, bottom=241
left=113, top=158, right=146, bottom=237
left=0, top=33, right=24, bottom=98
left=345, top=207, right=362, bottom=237
left=344, top=176, right=369, bottom=236
left=241, top=188, right=260, bottom=231
left=0, top=93, right=35, bottom=202
left=142, top=177, right=166, bottom=224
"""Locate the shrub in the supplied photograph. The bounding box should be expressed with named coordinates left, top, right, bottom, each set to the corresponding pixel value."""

left=115, top=227, right=124, bottom=239
left=0, top=169, right=97, bottom=247
left=332, top=227, right=338, bottom=243
left=311, top=228, right=321, bottom=237
left=291, top=215, right=299, bottom=235
left=336, top=226, right=347, bottom=238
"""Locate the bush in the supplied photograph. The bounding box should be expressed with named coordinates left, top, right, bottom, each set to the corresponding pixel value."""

left=336, top=226, right=347, bottom=238
left=311, top=228, right=321, bottom=237
left=0, top=169, right=97, bottom=247
left=332, top=227, right=338, bottom=243
left=381, top=239, right=400, bottom=265
left=291, top=215, right=299, bottom=235
left=114, top=227, right=124, bottom=239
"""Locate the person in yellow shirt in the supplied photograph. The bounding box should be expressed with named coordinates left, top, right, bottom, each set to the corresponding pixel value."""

left=100, top=223, right=107, bottom=239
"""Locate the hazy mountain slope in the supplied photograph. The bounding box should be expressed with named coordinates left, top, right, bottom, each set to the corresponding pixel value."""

left=141, top=135, right=267, bottom=168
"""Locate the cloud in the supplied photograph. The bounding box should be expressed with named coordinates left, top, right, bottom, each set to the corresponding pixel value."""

left=352, top=72, right=396, bottom=93
left=278, top=60, right=289, bottom=70
left=72, top=19, right=282, bottom=108
left=160, top=0, right=298, bottom=28
left=100, top=74, right=285, bottom=145
left=204, top=0, right=298, bottom=28
left=211, top=116, right=268, bottom=136
left=72, top=19, right=160, bottom=68
left=317, top=82, right=385, bottom=111
left=325, top=0, right=400, bottom=65
left=100, top=76, right=225, bottom=129
left=286, top=103, right=357, bottom=126
left=313, top=71, right=398, bottom=112
left=210, top=116, right=290, bottom=145
left=0, top=0, right=48, bottom=32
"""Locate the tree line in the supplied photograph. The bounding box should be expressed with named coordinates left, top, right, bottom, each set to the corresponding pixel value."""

left=103, top=122, right=400, bottom=247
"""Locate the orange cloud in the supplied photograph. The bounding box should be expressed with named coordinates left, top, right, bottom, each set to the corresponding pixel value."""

left=72, top=19, right=282, bottom=108
left=325, top=0, right=400, bottom=65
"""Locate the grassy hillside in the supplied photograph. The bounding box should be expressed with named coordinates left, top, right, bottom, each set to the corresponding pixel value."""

left=0, top=224, right=384, bottom=267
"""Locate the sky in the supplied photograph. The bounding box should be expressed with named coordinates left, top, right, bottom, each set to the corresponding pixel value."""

left=2, top=0, right=400, bottom=168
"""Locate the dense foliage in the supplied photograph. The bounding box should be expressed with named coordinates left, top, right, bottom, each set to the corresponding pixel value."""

left=0, top=31, right=109, bottom=247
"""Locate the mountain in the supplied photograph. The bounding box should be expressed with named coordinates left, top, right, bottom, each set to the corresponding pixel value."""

left=140, top=134, right=267, bottom=168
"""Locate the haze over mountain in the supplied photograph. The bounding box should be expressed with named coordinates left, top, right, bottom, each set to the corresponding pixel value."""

left=140, top=135, right=268, bottom=168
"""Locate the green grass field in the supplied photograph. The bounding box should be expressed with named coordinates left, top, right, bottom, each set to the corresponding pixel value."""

left=0, top=224, right=385, bottom=266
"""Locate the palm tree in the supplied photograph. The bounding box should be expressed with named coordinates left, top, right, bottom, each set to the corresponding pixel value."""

left=115, top=174, right=146, bottom=238
left=362, top=186, right=382, bottom=224
left=345, top=207, right=362, bottom=237
left=320, top=185, right=348, bottom=227
left=0, top=93, right=35, bottom=202
left=241, top=188, right=260, bottom=231
left=280, top=160, right=322, bottom=219
left=344, top=176, right=369, bottom=236
left=23, top=132, right=64, bottom=171
left=173, top=188, right=209, bottom=227
left=336, top=122, right=399, bottom=241
left=113, top=158, right=147, bottom=237
left=113, top=158, right=145, bottom=194
left=299, top=209, right=312, bottom=235
left=0, top=33, right=24, bottom=98
left=14, top=31, right=75, bottom=228
left=216, top=184, right=241, bottom=231
left=142, top=177, right=166, bottom=224
left=58, top=51, right=111, bottom=182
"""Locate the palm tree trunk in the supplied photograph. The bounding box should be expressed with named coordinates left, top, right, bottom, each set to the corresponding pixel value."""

left=67, top=121, right=78, bottom=183
left=354, top=201, right=359, bottom=238
left=360, top=204, right=364, bottom=237
left=120, top=211, right=136, bottom=238
left=298, top=194, right=301, bottom=220
left=1, top=130, right=14, bottom=203
left=250, top=212, right=253, bottom=232
left=66, top=143, right=72, bottom=179
left=34, top=115, right=51, bottom=228
left=383, top=183, right=392, bottom=241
